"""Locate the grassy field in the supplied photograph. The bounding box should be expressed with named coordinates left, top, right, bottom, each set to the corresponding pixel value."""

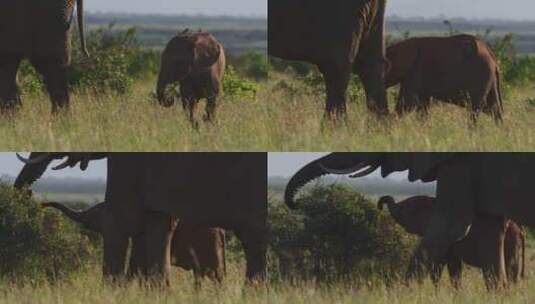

left=2, top=72, right=534, bottom=151
left=1, top=262, right=535, bottom=304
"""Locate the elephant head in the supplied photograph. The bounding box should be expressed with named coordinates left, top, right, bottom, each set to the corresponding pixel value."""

left=377, top=195, right=435, bottom=236
left=384, top=40, right=420, bottom=88
left=156, top=31, right=222, bottom=107
left=42, top=201, right=106, bottom=233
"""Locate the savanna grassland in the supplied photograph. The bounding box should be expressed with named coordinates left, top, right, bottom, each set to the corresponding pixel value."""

left=2, top=183, right=535, bottom=304
left=2, top=16, right=535, bottom=151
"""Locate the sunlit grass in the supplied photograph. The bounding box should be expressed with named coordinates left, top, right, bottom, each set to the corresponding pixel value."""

left=1, top=260, right=535, bottom=304
left=1, top=73, right=534, bottom=151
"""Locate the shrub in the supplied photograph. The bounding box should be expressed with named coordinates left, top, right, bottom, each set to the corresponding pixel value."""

left=239, top=51, right=269, bottom=80
left=0, top=183, right=100, bottom=282
left=17, top=24, right=160, bottom=96
left=223, top=65, right=258, bottom=99
left=269, top=185, right=416, bottom=284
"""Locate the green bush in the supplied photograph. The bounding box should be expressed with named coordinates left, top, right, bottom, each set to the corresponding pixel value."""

left=0, top=183, right=100, bottom=282
left=269, top=185, right=416, bottom=284
left=239, top=51, right=269, bottom=80
left=223, top=65, right=258, bottom=99
left=18, top=24, right=160, bottom=96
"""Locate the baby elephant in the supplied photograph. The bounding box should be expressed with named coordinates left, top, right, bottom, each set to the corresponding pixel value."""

left=385, top=34, right=503, bottom=122
left=156, top=30, right=226, bottom=127
left=43, top=201, right=226, bottom=285
left=378, top=196, right=524, bottom=289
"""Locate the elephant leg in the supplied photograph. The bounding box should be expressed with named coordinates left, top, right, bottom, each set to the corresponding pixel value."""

left=447, top=255, right=463, bottom=289
left=143, top=212, right=177, bottom=287
left=203, top=96, right=217, bottom=122
left=485, top=82, right=503, bottom=123
left=468, top=87, right=490, bottom=125
left=0, top=55, right=22, bottom=112
left=30, top=58, right=70, bottom=112
left=356, top=59, right=388, bottom=116
left=234, top=222, right=268, bottom=284
left=127, top=234, right=148, bottom=279
left=103, top=231, right=129, bottom=281
left=430, top=262, right=444, bottom=287
left=415, top=164, right=474, bottom=279
left=318, top=61, right=351, bottom=119
left=482, top=221, right=507, bottom=290
left=182, top=98, right=199, bottom=129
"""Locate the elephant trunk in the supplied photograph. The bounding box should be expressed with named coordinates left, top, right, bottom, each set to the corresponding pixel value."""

left=43, top=202, right=103, bottom=233
left=377, top=195, right=396, bottom=211
left=156, top=66, right=179, bottom=107
left=76, top=0, right=89, bottom=58
left=14, top=153, right=57, bottom=190
left=284, top=153, right=380, bottom=209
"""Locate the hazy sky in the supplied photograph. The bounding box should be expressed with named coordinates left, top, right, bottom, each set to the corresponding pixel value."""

left=84, top=0, right=535, bottom=20
left=88, top=0, right=266, bottom=17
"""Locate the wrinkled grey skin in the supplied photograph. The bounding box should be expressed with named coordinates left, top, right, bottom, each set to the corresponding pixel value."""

left=285, top=153, right=535, bottom=289
left=16, top=152, right=267, bottom=286
left=0, top=0, right=88, bottom=112
left=157, top=31, right=225, bottom=127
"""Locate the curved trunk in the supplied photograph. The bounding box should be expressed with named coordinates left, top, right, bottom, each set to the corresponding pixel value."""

left=156, top=65, right=179, bottom=107
left=14, top=153, right=57, bottom=190
left=43, top=202, right=85, bottom=223
left=43, top=202, right=103, bottom=233
left=284, top=153, right=380, bottom=209
left=76, top=0, right=89, bottom=58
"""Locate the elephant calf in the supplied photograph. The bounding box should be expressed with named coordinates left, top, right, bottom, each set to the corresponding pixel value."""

left=43, top=201, right=226, bottom=284
left=378, top=195, right=524, bottom=288
left=385, top=34, right=503, bottom=122
left=156, top=30, right=226, bottom=127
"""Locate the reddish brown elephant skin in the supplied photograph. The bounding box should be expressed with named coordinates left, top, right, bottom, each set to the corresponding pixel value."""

left=385, top=34, right=503, bottom=122
left=171, top=223, right=226, bottom=283
left=268, top=0, right=388, bottom=117
left=378, top=195, right=525, bottom=288
left=157, top=32, right=225, bottom=126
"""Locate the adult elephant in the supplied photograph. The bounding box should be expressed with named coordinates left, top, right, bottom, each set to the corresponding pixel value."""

left=0, top=0, right=89, bottom=112
left=378, top=196, right=525, bottom=289
left=284, top=153, right=535, bottom=289
left=42, top=201, right=227, bottom=285
left=268, top=0, right=388, bottom=118
left=15, top=152, right=267, bottom=285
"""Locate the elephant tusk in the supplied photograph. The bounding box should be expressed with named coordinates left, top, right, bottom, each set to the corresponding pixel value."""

left=16, top=153, right=51, bottom=165
left=349, top=164, right=380, bottom=178
left=52, top=158, right=74, bottom=170
left=318, top=161, right=370, bottom=175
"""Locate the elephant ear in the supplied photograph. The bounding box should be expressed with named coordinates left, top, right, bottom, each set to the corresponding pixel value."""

left=192, top=34, right=221, bottom=67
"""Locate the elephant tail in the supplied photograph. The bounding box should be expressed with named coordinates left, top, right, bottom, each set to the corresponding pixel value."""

left=222, top=230, right=227, bottom=275
left=377, top=195, right=395, bottom=211
left=495, top=70, right=504, bottom=114
left=521, top=227, right=526, bottom=279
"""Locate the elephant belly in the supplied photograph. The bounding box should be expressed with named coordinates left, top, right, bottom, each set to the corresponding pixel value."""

left=181, top=71, right=219, bottom=100
left=140, top=153, right=267, bottom=229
